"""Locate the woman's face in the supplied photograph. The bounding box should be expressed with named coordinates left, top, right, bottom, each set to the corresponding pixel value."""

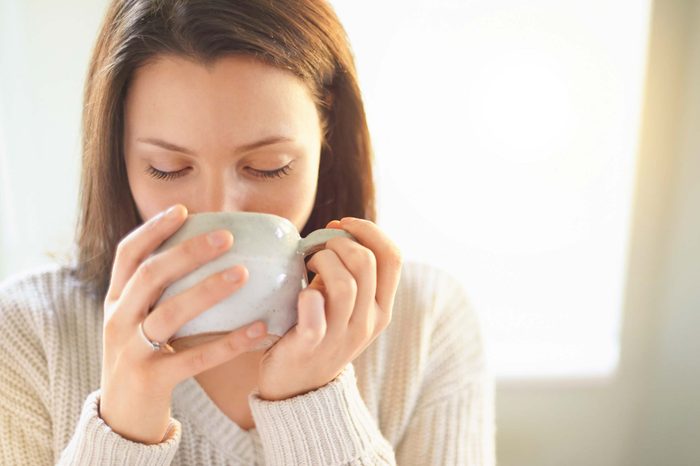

left=123, top=54, right=323, bottom=231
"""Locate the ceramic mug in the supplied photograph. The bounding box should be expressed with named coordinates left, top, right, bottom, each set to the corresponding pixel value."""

left=149, top=211, right=355, bottom=351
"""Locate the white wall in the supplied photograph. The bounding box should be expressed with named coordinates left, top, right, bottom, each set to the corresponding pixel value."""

left=1, top=1, right=654, bottom=384
left=0, top=0, right=108, bottom=278
left=332, top=0, right=652, bottom=381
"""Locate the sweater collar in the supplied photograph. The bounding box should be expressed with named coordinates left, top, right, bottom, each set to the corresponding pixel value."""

left=172, top=376, right=261, bottom=462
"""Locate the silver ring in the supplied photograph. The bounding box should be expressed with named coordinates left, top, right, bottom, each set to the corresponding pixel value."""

left=138, top=320, right=166, bottom=352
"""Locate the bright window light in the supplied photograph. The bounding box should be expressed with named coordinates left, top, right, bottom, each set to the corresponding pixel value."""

left=0, top=1, right=652, bottom=380
left=0, top=95, right=14, bottom=280
left=332, top=0, right=652, bottom=379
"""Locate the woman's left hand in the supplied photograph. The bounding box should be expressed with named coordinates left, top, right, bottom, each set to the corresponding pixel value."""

left=256, top=217, right=403, bottom=401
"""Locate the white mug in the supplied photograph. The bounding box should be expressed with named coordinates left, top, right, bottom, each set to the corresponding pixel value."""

left=150, top=211, right=355, bottom=351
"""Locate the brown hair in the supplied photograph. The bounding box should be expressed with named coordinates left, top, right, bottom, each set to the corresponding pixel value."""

left=69, top=0, right=376, bottom=301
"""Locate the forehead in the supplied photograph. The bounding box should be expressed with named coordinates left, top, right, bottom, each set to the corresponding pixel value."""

left=124, top=54, right=320, bottom=141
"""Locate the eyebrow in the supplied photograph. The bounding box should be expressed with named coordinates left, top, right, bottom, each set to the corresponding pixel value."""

left=136, top=135, right=295, bottom=155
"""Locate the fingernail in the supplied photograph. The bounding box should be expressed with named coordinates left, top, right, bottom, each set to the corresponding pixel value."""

left=208, top=230, right=230, bottom=247
left=246, top=322, right=265, bottom=338
left=223, top=267, right=242, bottom=282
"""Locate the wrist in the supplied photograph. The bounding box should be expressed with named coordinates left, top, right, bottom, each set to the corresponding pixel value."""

left=98, top=393, right=173, bottom=444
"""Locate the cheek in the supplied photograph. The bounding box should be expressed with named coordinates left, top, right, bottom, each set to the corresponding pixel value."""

left=128, top=182, right=166, bottom=222
left=296, top=162, right=321, bottom=205
left=125, top=161, right=147, bottom=207
left=258, top=175, right=315, bottom=210
left=271, top=158, right=318, bottom=200
left=259, top=164, right=318, bottom=228
left=124, top=158, right=173, bottom=221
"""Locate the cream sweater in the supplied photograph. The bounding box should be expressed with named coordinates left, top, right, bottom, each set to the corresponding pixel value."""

left=0, top=260, right=495, bottom=465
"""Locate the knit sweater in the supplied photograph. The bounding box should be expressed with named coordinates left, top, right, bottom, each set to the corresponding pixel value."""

left=0, top=260, right=495, bottom=465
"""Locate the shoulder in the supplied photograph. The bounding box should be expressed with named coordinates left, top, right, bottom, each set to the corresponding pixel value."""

left=0, top=262, right=94, bottom=337
left=390, top=260, right=487, bottom=374
left=0, top=261, right=87, bottom=307
left=393, top=260, right=477, bottom=327
left=354, top=260, right=489, bottom=424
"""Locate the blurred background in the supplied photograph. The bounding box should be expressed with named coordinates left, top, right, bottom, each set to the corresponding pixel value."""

left=1, top=0, right=698, bottom=464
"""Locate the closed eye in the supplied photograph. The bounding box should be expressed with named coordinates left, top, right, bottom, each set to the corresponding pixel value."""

left=144, top=162, right=294, bottom=181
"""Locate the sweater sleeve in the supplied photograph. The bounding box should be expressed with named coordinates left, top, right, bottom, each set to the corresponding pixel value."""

left=248, top=362, right=396, bottom=465
left=0, top=285, right=183, bottom=466
left=395, top=273, right=496, bottom=465
left=56, top=389, right=182, bottom=465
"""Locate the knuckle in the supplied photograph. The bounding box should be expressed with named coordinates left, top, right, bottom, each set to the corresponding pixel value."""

left=115, top=237, right=129, bottom=257
left=138, top=257, right=158, bottom=281
left=114, top=241, right=132, bottom=270
left=205, top=272, right=228, bottom=293
left=329, top=278, right=357, bottom=300
left=363, top=320, right=375, bottom=339
left=188, top=350, right=208, bottom=372
left=381, top=308, right=393, bottom=327
left=354, top=247, right=376, bottom=268
left=199, top=275, right=232, bottom=305
left=357, top=321, right=374, bottom=342
left=103, top=293, right=114, bottom=310
left=102, top=316, right=121, bottom=342
left=302, top=327, right=324, bottom=344
left=297, top=335, right=321, bottom=358
left=349, top=332, right=367, bottom=349
left=390, top=246, right=403, bottom=267
left=151, top=302, right=171, bottom=327
left=376, top=313, right=390, bottom=330
left=225, top=334, right=243, bottom=353
left=181, top=237, right=199, bottom=258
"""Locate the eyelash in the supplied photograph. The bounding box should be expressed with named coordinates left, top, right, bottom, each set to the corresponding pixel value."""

left=144, top=163, right=294, bottom=181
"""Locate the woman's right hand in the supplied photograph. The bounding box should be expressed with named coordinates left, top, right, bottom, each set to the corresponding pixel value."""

left=98, top=204, right=268, bottom=444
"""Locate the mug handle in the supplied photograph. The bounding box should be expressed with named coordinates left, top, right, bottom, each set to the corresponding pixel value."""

left=297, top=228, right=356, bottom=257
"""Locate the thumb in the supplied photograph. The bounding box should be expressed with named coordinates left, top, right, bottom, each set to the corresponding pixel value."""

left=294, top=288, right=326, bottom=347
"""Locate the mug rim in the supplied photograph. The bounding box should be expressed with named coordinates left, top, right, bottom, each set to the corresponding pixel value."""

left=185, top=211, right=298, bottom=232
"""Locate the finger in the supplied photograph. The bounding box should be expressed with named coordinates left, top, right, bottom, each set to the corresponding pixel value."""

left=305, top=249, right=356, bottom=337
left=106, top=204, right=187, bottom=303
left=142, top=264, right=248, bottom=343
left=338, top=218, right=403, bottom=315
left=322, top=237, right=377, bottom=332
left=291, top=288, right=326, bottom=350
left=158, top=320, right=268, bottom=386
left=117, top=226, right=234, bottom=326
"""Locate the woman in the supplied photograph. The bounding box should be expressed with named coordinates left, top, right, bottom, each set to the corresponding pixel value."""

left=0, top=0, right=495, bottom=464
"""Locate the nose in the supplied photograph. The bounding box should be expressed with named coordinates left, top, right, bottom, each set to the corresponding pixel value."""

left=195, top=173, right=243, bottom=214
